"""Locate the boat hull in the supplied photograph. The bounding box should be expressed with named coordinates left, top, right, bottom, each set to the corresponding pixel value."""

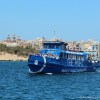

left=28, top=55, right=99, bottom=74
left=28, top=64, right=96, bottom=74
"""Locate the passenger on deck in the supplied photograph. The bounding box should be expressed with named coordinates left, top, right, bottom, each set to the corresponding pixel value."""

left=87, top=56, right=92, bottom=60
left=37, top=53, right=41, bottom=56
left=49, top=53, right=53, bottom=58
left=44, top=54, right=48, bottom=57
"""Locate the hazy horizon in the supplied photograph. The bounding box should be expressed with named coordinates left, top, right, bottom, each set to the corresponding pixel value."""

left=0, top=0, right=100, bottom=41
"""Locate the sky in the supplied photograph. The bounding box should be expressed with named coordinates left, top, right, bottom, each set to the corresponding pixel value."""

left=0, top=0, right=100, bottom=41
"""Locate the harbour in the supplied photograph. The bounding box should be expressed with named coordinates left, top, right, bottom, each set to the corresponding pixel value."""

left=0, top=0, right=100, bottom=99
left=0, top=61, right=100, bottom=100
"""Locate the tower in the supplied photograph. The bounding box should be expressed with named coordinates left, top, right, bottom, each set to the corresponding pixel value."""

left=6, top=34, right=11, bottom=42
left=12, top=34, right=16, bottom=43
left=17, top=36, right=21, bottom=43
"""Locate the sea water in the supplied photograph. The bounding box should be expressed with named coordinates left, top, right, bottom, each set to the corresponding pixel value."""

left=0, top=61, right=100, bottom=100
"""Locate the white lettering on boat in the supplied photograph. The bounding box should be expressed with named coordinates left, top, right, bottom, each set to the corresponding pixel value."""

left=67, top=59, right=83, bottom=67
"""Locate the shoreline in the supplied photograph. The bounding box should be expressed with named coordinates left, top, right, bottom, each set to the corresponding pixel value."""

left=0, top=60, right=27, bottom=61
left=0, top=52, right=28, bottom=61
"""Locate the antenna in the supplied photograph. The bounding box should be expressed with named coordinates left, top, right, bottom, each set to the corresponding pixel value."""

left=54, top=30, right=56, bottom=40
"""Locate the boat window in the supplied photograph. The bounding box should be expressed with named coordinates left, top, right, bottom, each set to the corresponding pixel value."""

left=76, top=55, right=78, bottom=60
left=59, top=52, right=63, bottom=59
left=67, top=54, right=70, bottom=59
left=49, top=45, right=54, bottom=49
left=64, top=53, right=66, bottom=58
left=68, top=54, right=70, bottom=59
left=68, top=54, right=72, bottom=59
left=80, top=56, right=84, bottom=60
left=62, top=45, right=66, bottom=50
left=64, top=53, right=68, bottom=59
left=43, top=45, right=47, bottom=48
left=67, top=54, right=84, bottom=60
left=70, top=55, right=72, bottom=59
left=71, top=55, right=76, bottom=60
left=87, top=55, right=92, bottom=60
left=79, top=56, right=81, bottom=60
left=56, top=45, right=59, bottom=49
left=67, top=54, right=68, bottom=59
left=77, top=56, right=79, bottom=60
left=71, top=54, right=73, bottom=59
left=69, top=54, right=71, bottom=59
left=72, top=55, right=76, bottom=59
left=76, top=55, right=84, bottom=60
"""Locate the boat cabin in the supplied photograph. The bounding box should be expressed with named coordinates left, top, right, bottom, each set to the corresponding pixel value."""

left=43, top=41, right=68, bottom=50
left=40, top=41, right=87, bottom=61
left=40, top=41, right=67, bottom=57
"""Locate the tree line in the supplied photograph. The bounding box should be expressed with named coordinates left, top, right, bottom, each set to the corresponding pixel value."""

left=0, top=44, right=39, bottom=57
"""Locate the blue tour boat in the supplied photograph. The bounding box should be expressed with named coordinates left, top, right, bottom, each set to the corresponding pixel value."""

left=28, top=40, right=100, bottom=74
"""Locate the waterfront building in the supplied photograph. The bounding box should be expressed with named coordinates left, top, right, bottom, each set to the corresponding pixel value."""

left=67, top=39, right=100, bottom=60
left=17, top=36, right=21, bottom=43
left=5, top=35, right=11, bottom=43
left=84, top=41, right=99, bottom=60
left=32, top=37, right=45, bottom=50
left=98, top=42, right=100, bottom=56
left=20, top=40, right=32, bottom=48
left=0, top=40, right=2, bottom=44
left=2, top=34, right=100, bottom=59
left=82, top=39, right=94, bottom=51
left=12, top=34, right=17, bottom=43
left=4, top=34, right=22, bottom=47
left=67, top=41, right=83, bottom=51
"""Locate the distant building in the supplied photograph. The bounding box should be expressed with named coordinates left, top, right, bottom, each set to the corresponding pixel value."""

left=67, top=41, right=83, bottom=51
left=3, top=35, right=100, bottom=58
left=17, top=36, right=21, bottom=43
left=4, top=34, right=22, bottom=47
left=82, top=39, right=94, bottom=51
left=67, top=39, right=100, bottom=58
left=5, top=35, right=11, bottom=43
left=98, top=42, right=100, bottom=56
left=32, top=37, right=45, bottom=50
left=0, top=40, right=2, bottom=44
left=19, top=40, right=32, bottom=48
left=86, top=42, right=98, bottom=57
left=12, top=34, right=17, bottom=43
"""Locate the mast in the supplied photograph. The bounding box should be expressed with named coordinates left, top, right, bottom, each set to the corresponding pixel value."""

left=53, top=30, right=56, bottom=41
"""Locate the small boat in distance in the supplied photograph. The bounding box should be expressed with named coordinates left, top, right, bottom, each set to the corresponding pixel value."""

left=28, top=40, right=100, bottom=74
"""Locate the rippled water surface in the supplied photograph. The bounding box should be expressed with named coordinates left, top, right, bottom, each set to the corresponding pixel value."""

left=0, top=61, right=100, bottom=100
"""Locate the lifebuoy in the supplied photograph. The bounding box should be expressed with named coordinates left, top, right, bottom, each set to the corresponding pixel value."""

left=30, top=56, right=46, bottom=74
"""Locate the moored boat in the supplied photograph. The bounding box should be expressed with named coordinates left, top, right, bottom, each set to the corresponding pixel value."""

left=28, top=40, right=100, bottom=74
